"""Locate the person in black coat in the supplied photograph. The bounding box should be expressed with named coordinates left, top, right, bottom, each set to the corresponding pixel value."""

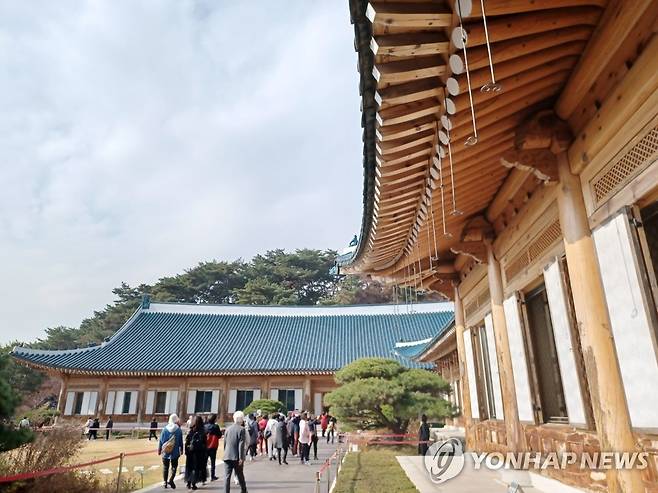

left=274, top=415, right=289, bottom=465
left=90, top=418, right=100, bottom=440
left=105, top=416, right=113, bottom=440
left=149, top=416, right=158, bottom=441
left=418, top=414, right=430, bottom=456
left=185, top=416, right=207, bottom=490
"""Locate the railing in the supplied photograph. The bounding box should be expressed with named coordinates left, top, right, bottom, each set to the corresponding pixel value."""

left=0, top=449, right=154, bottom=492
left=315, top=443, right=346, bottom=493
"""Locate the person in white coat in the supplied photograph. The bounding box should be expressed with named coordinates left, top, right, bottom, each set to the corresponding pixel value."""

left=298, top=413, right=311, bottom=465
left=266, top=413, right=279, bottom=460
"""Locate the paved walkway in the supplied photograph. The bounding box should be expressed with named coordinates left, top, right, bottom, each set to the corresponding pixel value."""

left=140, top=438, right=341, bottom=493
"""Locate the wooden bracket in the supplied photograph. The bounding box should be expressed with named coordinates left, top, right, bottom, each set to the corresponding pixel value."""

left=461, top=215, right=494, bottom=242
left=449, top=241, right=487, bottom=264
left=501, top=149, right=559, bottom=183
left=515, top=110, right=572, bottom=153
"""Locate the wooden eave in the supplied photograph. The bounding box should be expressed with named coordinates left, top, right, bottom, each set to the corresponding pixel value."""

left=346, top=0, right=658, bottom=291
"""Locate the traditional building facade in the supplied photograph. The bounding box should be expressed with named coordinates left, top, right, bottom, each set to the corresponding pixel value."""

left=342, top=1, right=658, bottom=491
left=12, top=300, right=453, bottom=425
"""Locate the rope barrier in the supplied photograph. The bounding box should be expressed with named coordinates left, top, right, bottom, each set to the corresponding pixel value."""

left=0, top=449, right=155, bottom=483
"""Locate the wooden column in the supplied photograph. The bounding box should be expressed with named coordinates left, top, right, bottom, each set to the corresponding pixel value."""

left=556, top=153, right=643, bottom=493
left=486, top=242, right=525, bottom=453
left=55, top=373, right=69, bottom=424
left=98, top=377, right=109, bottom=418
left=303, top=377, right=312, bottom=412
left=221, top=379, right=229, bottom=424
left=453, top=285, right=474, bottom=448
left=137, top=379, right=147, bottom=424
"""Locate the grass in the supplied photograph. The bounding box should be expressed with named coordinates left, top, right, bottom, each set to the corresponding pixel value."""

left=333, top=445, right=418, bottom=493
left=77, top=436, right=224, bottom=490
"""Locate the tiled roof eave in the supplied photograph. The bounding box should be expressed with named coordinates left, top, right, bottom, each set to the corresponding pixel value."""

left=12, top=356, right=336, bottom=378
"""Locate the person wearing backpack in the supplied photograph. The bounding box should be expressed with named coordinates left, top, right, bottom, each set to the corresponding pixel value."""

left=158, top=413, right=184, bottom=489
left=204, top=414, right=222, bottom=482
left=184, top=416, right=207, bottom=490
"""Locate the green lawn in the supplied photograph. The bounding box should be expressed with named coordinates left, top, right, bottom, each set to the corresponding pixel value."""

left=334, top=446, right=418, bottom=493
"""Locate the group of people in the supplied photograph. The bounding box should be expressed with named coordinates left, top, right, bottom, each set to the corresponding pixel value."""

left=156, top=409, right=338, bottom=492
left=84, top=416, right=114, bottom=440
left=157, top=413, right=222, bottom=490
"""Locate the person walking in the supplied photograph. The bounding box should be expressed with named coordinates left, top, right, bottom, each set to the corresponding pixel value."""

left=105, top=416, right=113, bottom=440
left=90, top=417, right=100, bottom=440
left=326, top=417, right=335, bottom=444
left=298, top=413, right=311, bottom=465
left=149, top=416, right=159, bottom=441
left=291, top=413, right=300, bottom=456
left=418, top=414, right=430, bottom=456
left=85, top=417, right=93, bottom=439
left=320, top=412, right=328, bottom=438
left=258, top=414, right=268, bottom=456
left=266, top=413, right=278, bottom=461
left=274, top=414, right=289, bottom=465
left=246, top=413, right=258, bottom=460
left=308, top=415, right=319, bottom=461
left=158, top=413, right=184, bottom=490
left=224, top=410, right=248, bottom=493
left=18, top=416, right=30, bottom=429
left=204, top=414, right=222, bottom=481
left=184, top=416, right=207, bottom=490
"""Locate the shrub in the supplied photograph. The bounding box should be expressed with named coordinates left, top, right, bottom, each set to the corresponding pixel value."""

left=243, top=399, right=286, bottom=416
left=0, top=426, right=135, bottom=493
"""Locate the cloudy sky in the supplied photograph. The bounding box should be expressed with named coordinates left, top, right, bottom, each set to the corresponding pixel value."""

left=0, top=1, right=364, bottom=344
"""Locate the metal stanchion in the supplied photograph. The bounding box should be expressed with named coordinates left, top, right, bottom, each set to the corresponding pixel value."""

left=116, top=453, right=124, bottom=493
left=326, top=466, right=332, bottom=493
left=315, top=471, right=321, bottom=493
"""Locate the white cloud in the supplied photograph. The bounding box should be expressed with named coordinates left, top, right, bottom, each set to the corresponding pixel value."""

left=0, top=1, right=364, bottom=343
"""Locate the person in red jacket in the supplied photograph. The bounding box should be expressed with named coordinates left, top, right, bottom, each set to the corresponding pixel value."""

left=320, top=412, right=329, bottom=437
left=204, top=414, right=222, bottom=481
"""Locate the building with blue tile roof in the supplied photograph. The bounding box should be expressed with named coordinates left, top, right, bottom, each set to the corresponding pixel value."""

left=12, top=299, right=453, bottom=423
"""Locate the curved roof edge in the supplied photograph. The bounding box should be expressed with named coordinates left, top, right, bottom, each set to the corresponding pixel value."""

left=392, top=316, right=456, bottom=362
left=341, top=0, right=377, bottom=271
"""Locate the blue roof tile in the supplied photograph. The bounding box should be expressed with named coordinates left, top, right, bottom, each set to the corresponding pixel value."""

left=12, top=302, right=453, bottom=375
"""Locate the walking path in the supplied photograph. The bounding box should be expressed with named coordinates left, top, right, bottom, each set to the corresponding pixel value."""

left=139, top=438, right=341, bottom=493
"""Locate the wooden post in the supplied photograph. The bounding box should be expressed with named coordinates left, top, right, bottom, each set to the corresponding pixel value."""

left=55, top=373, right=68, bottom=424
left=486, top=243, right=525, bottom=453
left=556, top=153, right=644, bottom=493
left=303, top=378, right=312, bottom=412
left=98, top=377, right=109, bottom=418
left=453, top=285, right=474, bottom=449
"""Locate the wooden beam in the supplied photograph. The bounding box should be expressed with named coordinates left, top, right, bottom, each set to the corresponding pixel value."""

left=377, top=115, right=437, bottom=141
left=376, top=78, right=442, bottom=108
left=555, top=0, right=657, bottom=119
left=377, top=129, right=434, bottom=154
left=461, top=7, right=601, bottom=47
left=378, top=144, right=430, bottom=167
left=377, top=97, right=439, bottom=126
left=452, top=43, right=583, bottom=96
left=464, top=0, right=605, bottom=18
left=568, top=34, right=658, bottom=174
left=373, top=56, right=445, bottom=86
left=451, top=56, right=577, bottom=114
left=371, top=32, right=449, bottom=57
left=466, top=25, right=592, bottom=73
left=366, top=2, right=452, bottom=30
left=501, top=149, right=559, bottom=183
left=486, top=168, right=531, bottom=222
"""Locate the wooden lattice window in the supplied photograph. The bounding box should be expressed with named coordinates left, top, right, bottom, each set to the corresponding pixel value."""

left=591, top=125, right=658, bottom=207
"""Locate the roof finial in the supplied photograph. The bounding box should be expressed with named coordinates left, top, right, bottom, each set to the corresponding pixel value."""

left=141, top=293, right=151, bottom=310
